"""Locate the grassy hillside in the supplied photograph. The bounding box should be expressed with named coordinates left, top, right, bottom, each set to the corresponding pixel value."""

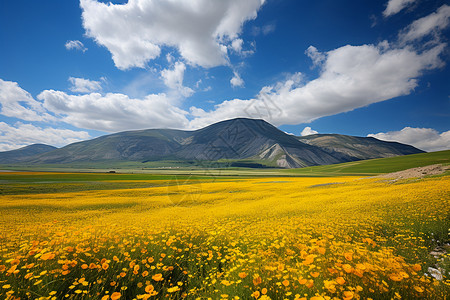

left=284, top=150, right=450, bottom=176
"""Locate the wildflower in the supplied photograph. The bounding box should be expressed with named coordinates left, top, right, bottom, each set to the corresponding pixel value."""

left=167, top=286, right=180, bottom=293
left=336, top=277, right=345, bottom=285
left=111, top=292, right=121, bottom=300
left=152, top=273, right=163, bottom=281
left=251, top=291, right=260, bottom=299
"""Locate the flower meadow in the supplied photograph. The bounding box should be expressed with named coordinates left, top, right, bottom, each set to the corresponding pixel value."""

left=0, top=173, right=449, bottom=300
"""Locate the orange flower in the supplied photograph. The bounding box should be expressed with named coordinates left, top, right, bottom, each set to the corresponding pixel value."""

left=81, top=264, right=88, bottom=270
left=251, top=291, right=260, bottom=299
left=111, top=292, right=121, bottom=300
left=102, top=263, right=109, bottom=270
left=344, top=253, right=353, bottom=261
left=342, top=264, right=352, bottom=273
left=253, top=275, right=262, bottom=286
left=152, top=273, right=163, bottom=281
left=336, top=277, right=345, bottom=285
left=261, top=288, right=267, bottom=295
left=343, top=291, right=354, bottom=300
left=282, top=279, right=289, bottom=287
left=318, top=247, right=326, bottom=255
left=145, top=285, right=155, bottom=293
left=412, top=264, right=421, bottom=272
left=142, top=271, right=149, bottom=277
left=120, top=272, right=127, bottom=278
left=41, top=252, right=55, bottom=261
left=414, top=286, right=424, bottom=293
left=310, top=271, right=319, bottom=278
left=238, top=272, right=248, bottom=279
left=389, top=274, right=403, bottom=281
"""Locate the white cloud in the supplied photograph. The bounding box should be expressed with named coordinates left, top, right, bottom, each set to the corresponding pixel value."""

left=69, top=77, right=102, bottom=94
left=0, top=122, right=90, bottom=151
left=231, top=38, right=243, bottom=53
left=300, top=127, right=318, bottom=136
left=38, top=90, right=189, bottom=132
left=399, top=4, right=450, bottom=43
left=383, top=0, right=416, bottom=17
left=251, top=23, right=276, bottom=36
left=368, top=127, right=450, bottom=152
left=80, top=0, right=265, bottom=70
left=160, top=62, right=194, bottom=97
left=305, top=46, right=326, bottom=67
left=230, top=72, right=244, bottom=88
left=65, top=40, right=88, bottom=52
left=0, top=79, right=54, bottom=122
left=189, top=41, right=446, bottom=128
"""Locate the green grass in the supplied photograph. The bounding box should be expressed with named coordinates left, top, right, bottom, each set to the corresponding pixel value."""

left=284, top=150, right=450, bottom=176
left=1, top=150, right=448, bottom=178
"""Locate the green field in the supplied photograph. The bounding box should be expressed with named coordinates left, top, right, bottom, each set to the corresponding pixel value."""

left=284, top=150, right=450, bottom=176
left=1, top=150, right=449, bottom=178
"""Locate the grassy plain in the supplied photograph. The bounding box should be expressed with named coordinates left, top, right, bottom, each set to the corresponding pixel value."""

left=0, top=170, right=449, bottom=299
left=1, top=150, right=448, bottom=177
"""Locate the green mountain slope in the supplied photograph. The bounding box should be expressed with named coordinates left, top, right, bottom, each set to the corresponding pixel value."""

left=0, top=144, right=57, bottom=163
left=284, top=150, right=450, bottom=176
left=2, top=118, right=426, bottom=169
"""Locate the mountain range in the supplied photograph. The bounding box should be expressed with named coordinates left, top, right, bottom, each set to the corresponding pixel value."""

left=0, top=118, right=424, bottom=168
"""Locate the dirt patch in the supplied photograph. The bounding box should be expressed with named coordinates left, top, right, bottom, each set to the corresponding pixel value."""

left=376, top=164, right=449, bottom=180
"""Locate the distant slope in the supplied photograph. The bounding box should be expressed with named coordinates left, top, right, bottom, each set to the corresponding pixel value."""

left=284, top=150, right=450, bottom=176
left=296, top=134, right=424, bottom=160
left=30, top=118, right=344, bottom=168
left=0, top=144, right=57, bottom=163
left=22, top=118, right=426, bottom=169
left=30, top=129, right=190, bottom=163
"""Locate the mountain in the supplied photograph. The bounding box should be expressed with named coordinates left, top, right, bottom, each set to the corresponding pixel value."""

left=296, top=134, right=424, bottom=161
left=10, top=118, right=425, bottom=168
left=0, top=144, right=57, bottom=163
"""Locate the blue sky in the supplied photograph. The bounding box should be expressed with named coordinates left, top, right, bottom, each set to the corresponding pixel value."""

left=0, top=0, right=449, bottom=152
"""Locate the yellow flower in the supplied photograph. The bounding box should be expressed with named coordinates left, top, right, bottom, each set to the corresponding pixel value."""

left=152, top=273, right=163, bottom=281
left=167, top=286, right=180, bottom=293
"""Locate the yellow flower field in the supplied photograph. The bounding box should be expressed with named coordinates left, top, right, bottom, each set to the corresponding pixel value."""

left=0, top=173, right=449, bottom=299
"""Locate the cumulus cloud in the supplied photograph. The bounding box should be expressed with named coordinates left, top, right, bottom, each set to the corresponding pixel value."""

left=0, top=122, right=90, bottom=151
left=368, top=127, right=450, bottom=152
left=230, top=72, right=244, bottom=88
left=383, top=0, right=416, bottom=17
left=399, top=4, right=450, bottom=43
left=38, top=90, right=189, bottom=132
left=300, top=127, right=319, bottom=136
left=80, top=0, right=265, bottom=70
left=0, top=79, right=54, bottom=122
left=189, top=41, right=446, bottom=128
left=160, top=62, right=194, bottom=97
left=69, top=77, right=102, bottom=94
left=65, top=40, right=88, bottom=52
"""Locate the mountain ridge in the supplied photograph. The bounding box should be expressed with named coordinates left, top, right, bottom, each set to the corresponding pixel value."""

left=0, top=118, right=425, bottom=168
